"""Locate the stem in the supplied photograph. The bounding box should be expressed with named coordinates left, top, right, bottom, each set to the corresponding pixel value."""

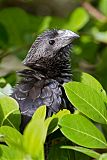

left=82, top=1, right=107, bottom=23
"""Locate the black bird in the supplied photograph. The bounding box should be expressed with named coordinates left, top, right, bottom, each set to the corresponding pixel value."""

left=12, top=29, right=79, bottom=132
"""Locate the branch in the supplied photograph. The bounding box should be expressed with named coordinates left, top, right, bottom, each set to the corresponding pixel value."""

left=82, top=1, right=107, bottom=23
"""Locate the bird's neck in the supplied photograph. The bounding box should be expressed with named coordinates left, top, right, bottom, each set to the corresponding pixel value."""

left=23, top=45, right=72, bottom=84
left=35, top=44, right=72, bottom=84
left=46, top=50, right=71, bottom=83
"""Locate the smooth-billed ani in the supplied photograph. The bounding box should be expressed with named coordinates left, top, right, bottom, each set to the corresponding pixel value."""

left=12, top=29, right=79, bottom=132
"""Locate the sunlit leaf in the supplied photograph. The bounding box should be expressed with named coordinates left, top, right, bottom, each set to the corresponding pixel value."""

left=23, top=119, right=44, bottom=159
left=0, top=145, right=25, bottom=160
left=99, top=0, right=107, bottom=16
left=47, top=109, right=70, bottom=135
left=59, top=114, right=107, bottom=148
left=74, top=72, right=107, bottom=103
left=32, top=105, right=46, bottom=121
left=99, top=153, right=107, bottom=160
left=92, top=28, right=107, bottom=43
left=0, top=126, right=23, bottom=149
left=0, top=93, right=21, bottom=129
left=64, top=82, right=107, bottom=124
left=67, top=7, right=89, bottom=31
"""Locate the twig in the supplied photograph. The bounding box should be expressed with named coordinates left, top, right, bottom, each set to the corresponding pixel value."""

left=81, top=1, right=107, bottom=23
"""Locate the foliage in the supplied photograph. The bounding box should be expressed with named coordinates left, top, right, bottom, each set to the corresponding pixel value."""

left=0, top=72, right=107, bottom=159
left=0, top=0, right=107, bottom=91
left=0, top=0, right=107, bottom=159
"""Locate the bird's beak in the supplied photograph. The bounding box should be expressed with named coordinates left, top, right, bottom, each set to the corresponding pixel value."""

left=58, top=30, right=79, bottom=41
left=57, top=30, right=79, bottom=48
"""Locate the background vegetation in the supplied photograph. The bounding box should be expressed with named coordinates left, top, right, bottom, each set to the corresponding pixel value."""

left=0, top=0, right=107, bottom=90
left=0, top=0, right=107, bottom=159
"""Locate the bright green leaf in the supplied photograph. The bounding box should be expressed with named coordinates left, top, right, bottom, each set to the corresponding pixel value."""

left=32, top=105, right=46, bottom=121
left=99, top=0, right=107, bottom=16
left=67, top=7, right=89, bottom=31
left=64, top=82, right=107, bottom=124
left=0, top=145, right=25, bottom=160
left=47, top=109, right=70, bottom=135
left=92, top=28, right=107, bottom=43
left=59, top=114, right=107, bottom=148
left=0, top=126, right=23, bottom=149
left=99, top=153, right=107, bottom=160
left=0, top=93, right=21, bottom=129
left=74, top=72, right=107, bottom=103
left=23, top=119, right=44, bottom=159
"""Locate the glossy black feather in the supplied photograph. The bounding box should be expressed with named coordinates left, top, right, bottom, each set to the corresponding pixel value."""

left=12, top=29, right=79, bottom=131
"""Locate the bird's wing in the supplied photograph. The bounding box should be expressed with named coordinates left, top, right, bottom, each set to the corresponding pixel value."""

left=41, top=80, right=62, bottom=117
left=12, top=78, right=73, bottom=132
left=12, top=79, right=63, bottom=117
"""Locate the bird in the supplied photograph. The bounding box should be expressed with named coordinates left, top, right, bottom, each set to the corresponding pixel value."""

left=12, top=29, right=79, bottom=132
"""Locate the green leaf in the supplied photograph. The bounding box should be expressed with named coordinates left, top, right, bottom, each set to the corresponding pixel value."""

left=99, top=153, right=107, bottom=160
left=48, top=142, right=75, bottom=160
left=0, top=22, right=8, bottom=48
left=61, top=146, right=100, bottom=159
left=67, top=7, right=89, bottom=31
left=74, top=72, right=107, bottom=103
left=49, top=16, right=66, bottom=29
left=39, top=16, right=51, bottom=32
left=64, top=82, right=107, bottom=124
left=43, top=117, right=56, bottom=142
left=59, top=114, right=107, bottom=148
left=92, top=28, right=107, bottom=43
left=0, top=8, right=29, bottom=46
left=47, top=109, right=70, bottom=135
left=0, top=145, right=25, bottom=160
left=0, top=93, right=21, bottom=129
left=0, top=78, right=6, bottom=88
left=32, top=105, right=46, bottom=121
left=0, top=134, right=4, bottom=142
left=23, top=105, right=57, bottom=159
left=99, top=0, right=107, bottom=16
left=54, top=109, right=70, bottom=119
left=0, top=126, right=23, bottom=149
left=23, top=119, right=44, bottom=159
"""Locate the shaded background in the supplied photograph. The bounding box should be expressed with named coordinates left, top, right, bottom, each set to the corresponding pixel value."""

left=0, top=0, right=107, bottom=91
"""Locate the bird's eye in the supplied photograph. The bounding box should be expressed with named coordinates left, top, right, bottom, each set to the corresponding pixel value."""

left=49, top=40, right=55, bottom=45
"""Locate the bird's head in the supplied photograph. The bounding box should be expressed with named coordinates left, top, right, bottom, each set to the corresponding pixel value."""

left=23, top=29, right=79, bottom=70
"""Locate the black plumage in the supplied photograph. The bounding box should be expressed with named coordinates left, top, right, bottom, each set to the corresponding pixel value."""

left=12, top=29, right=79, bottom=132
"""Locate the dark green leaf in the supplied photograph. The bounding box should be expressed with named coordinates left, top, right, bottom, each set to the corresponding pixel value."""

left=0, top=8, right=29, bottom=46
left=61, top=146, right=100, bottom=159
